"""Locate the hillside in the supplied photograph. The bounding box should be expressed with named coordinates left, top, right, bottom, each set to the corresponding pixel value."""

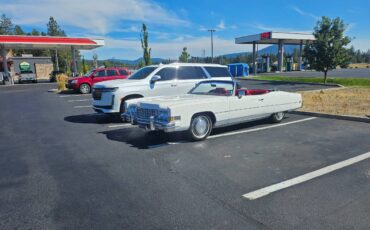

left=97, top=44, right=300, bottom=65
left=221, top=44, right=298, bottom=58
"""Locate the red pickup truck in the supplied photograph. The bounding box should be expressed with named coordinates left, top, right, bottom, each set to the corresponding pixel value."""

left=67, top=67, right=131, bottom=94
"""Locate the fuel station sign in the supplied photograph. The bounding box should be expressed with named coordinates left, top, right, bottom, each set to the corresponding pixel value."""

left=260, top=32, right=271, bottom=40
left=19, top=61, right=31, bottom=71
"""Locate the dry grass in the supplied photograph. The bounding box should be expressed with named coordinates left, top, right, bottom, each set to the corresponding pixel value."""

left=299, top=87, right=370, bottom=117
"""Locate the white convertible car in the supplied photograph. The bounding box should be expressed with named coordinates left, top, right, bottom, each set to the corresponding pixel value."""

left=123, top=80, right=302, bottom=141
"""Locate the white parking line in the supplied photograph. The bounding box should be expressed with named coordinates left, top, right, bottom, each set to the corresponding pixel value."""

left=0, top=82, right=56, bottom=87
left=107, top=124, right=132, bottom=128
left=73, top=105, right=92, bottom=108
left=148, top=142, right=183, bottom=149
left=208, top=117, right=317, bottom=139
left=68, top=99, right=92, bottom=102
left=243, top=151, right=370, bottom=200
left=60, top=94, right=90, bottom=98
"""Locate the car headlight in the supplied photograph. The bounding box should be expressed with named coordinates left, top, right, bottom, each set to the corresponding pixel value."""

left=157, top=109, right=170, bottom=121
left=71, top=80, right=77, bottom=84
left=104, top=87, right=119, bottom=92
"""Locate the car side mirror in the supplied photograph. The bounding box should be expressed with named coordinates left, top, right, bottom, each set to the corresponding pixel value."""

left=238, top=90, right=245, bottom=98
left=150, top=75, right=161, bottom=83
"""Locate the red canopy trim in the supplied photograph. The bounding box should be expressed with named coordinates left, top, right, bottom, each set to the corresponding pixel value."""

left=0, top=36, right=97, bottom=45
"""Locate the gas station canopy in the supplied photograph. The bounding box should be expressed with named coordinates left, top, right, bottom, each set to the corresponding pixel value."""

left=0, top=35, right=105, bottom=84
left=235, top=31, right=316, bottom=74
left=235, top=31, right=315, bottom=45
left=0, top=35, right=104, bottom=50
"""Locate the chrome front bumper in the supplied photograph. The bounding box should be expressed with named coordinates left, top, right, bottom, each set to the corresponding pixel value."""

left=122, top=113, right=182, bottom=132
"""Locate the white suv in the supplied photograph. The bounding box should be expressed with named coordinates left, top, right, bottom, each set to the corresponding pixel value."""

left=92, top=63, right=233, bottom=114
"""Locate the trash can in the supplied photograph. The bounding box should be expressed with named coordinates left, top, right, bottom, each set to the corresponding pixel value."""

left=227, top=63, right=249, bottom=77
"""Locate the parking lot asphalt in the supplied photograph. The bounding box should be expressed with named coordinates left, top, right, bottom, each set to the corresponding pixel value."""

left=0, top=83, right=369, bottom=230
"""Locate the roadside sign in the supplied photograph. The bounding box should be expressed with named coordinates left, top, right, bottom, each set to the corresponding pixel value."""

left=19, top=61, right=31, bottom=71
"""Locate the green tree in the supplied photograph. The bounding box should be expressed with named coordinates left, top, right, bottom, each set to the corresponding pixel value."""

left=103, top=60, right=112, bottom=68
left=46, top=17, right=71, bottom=72
left=0, top=14, right=13, bottom=35
left=14, top=25, right=25, bottom=35
left=92, top=53, right=98, bottom=68
left=140, top=24, right=151, bottom=66
left=12, top=25, right=25, bottom=56
left=31, top=28, right=41, bottom=36
left=179, top=47, right=190, bottom=62
left=47, top=16, right=65, bottom=36
left=304, top=16, right=351, bottom=83
left=82, top=56, right=89, bottom=74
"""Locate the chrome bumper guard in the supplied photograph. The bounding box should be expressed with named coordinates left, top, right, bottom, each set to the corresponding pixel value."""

left=122, top=113, right=177, bottom=132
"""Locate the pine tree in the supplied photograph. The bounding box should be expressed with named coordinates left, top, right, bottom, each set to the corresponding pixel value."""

left=0, top=14, right=13, bottom=35
left=140, top=24, right=151, bottom=66
left=179, top=47, right=190, bottom=62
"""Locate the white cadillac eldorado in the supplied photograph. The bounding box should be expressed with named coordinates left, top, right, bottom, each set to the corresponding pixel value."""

left=123, top=80, right=302, bottom=141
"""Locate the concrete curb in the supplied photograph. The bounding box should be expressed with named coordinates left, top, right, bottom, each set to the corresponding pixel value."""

left=291, top=111, right=370, bottom=123
left=235, top=77, right=343, bottom=88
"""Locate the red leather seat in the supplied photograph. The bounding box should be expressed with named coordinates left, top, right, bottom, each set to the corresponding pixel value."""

left=235, top=89, right=270, bottom=96
left=212, top=88, right=228, bottom=95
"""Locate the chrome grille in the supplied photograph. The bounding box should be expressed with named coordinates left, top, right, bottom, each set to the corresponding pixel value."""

left=136, top=108, right=158, bottom=120
left=92, top=88, right=103, bottom=100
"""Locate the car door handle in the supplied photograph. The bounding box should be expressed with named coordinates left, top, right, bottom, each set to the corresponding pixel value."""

left=171, top=84, right=177, bottom=87
left=258, top=98, right=264, bottom=102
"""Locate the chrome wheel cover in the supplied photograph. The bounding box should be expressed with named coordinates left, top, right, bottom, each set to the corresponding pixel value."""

left=80, top=84, right=90, bottom=93
left=191, top=116, right=210, bottom=139
left=275, top=112, right=284, bottom=120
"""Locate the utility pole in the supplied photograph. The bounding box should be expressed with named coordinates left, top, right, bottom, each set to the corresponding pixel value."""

left=208, top=29, right=216, bottom=63
left=55, top=49, right=59, bottom=71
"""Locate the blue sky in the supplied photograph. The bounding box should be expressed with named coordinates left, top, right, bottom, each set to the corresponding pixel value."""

left=2, top=0, right=370, bottom=60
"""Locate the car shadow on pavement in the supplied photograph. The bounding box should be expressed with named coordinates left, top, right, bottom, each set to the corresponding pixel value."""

left=64, top=114, right=123, bottom=124
left=58, top=89, right=88, bottom=95
left=99, top=116, right=290, bottom=149
left=99, top=128, right=185, bottom=150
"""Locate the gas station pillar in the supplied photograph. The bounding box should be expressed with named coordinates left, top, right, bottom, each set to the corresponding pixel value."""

left=266, top=56, right=270, bottom=73
left=278, top=40, right=284, bottom=72
left=299, top=40, right=303, bottom=71
left=252, top=41, right=257, bottom=76
left=1, top=46, right=13, bottom=85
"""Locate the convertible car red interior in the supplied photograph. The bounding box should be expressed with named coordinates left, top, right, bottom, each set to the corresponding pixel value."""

left=235, top=89, right=271, bottom=96
left=209, top=88, right=271, bottom=96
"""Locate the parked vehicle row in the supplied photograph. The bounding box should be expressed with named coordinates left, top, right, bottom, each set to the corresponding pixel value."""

left=84, top=63, right=303, bottom=141
left=92, top=63, right=233, bottom=114
left=67, top=67, right=131, bottom=94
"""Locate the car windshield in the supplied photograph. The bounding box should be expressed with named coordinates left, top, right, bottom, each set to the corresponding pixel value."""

left=128, top=66, right=157, bottom=80
left=189, top=81, right=234, bottom=96
left=84, top=70, right=94, bottom=77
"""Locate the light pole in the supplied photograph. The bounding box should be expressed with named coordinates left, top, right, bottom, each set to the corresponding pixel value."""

left=208, top=29, right=216, bottom=63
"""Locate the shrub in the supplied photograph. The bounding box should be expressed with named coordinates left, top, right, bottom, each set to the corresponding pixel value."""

left=56, top=73, right=68, bottom=91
